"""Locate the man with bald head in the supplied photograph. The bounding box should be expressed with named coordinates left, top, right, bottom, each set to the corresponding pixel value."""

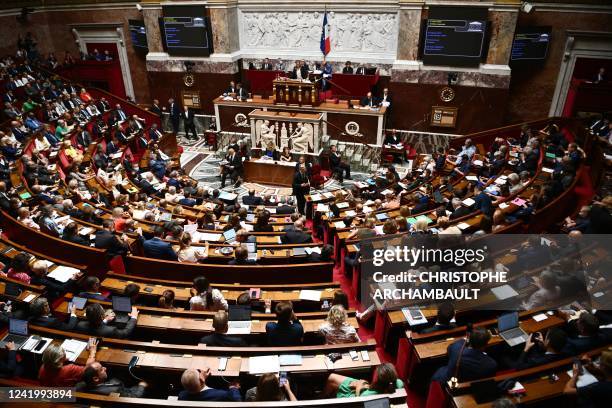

left=178, top=366, right=241, bottom=401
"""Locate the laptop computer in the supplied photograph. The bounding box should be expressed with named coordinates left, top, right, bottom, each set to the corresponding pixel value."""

left=4, top=282, right=22, bottom=297
left=498, top=312, right=528, bottom=346
left=363, top=397, right=390, bottom=408
left=112, top=296, right=132, bottom=325
left=227, top=304, right=252, bottom=334
left=0, top=318, right=29, bottom=349
left=223, top=229, right=237, bottom=244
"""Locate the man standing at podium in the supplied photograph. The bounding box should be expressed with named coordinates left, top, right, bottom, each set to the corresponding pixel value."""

left=293, top=164, right=310, bottom=215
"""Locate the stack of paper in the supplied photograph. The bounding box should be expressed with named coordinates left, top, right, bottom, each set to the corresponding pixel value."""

left=304, top=247, right=321, bottom=255
left=48, top=266, right=80, bottom=283
left=299, top=290, right=322, bottom=301
left=279, top=354, right=303, bottom=366
left=456, top=222, right=470, bottom=230
left=491, top=284, right=519, bottom=300
left=249, top=355, right=280, bottom=374
left=462, top=198, right=475, bottom=207
left=61, top=339, right=88, bottom=362
left=316, top=203, right=329, bottom=212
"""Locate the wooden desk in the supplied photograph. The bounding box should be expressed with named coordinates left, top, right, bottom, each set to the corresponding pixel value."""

left=243, top=159, right=296, bottom=187
left=214, top=96, right=386, bottom=145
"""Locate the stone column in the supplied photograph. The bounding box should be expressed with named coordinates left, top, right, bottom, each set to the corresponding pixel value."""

left=486, top=9, right=519, bottom=65
left=396, top=1, right=424, bottom=62
left=141, top=3, right=164, bottom=54
left=208, top=0, right=240, bottom=55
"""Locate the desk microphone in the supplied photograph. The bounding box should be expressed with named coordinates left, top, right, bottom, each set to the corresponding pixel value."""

left=128, top=355, right=144, bottom=381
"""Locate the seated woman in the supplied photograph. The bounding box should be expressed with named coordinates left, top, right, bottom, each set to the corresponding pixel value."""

left=253, top=210, right=274, bottom=232
left=176, top=233, right=209, bottom=263
left=324, top=363, right=403, bottom=398
left=263, top=141, right=279, bottom=160
left=245, top=373, right=297, bottom=401
left=319, top=305, right=360, bottom=345
left=34, top=133, right=51, bottom=152
left=189, top=276, right=228, bottom=311
left=80, top=88, right=93, bottom=103
left=1, top=252, right=32, bottom=284
left=39, top=339, right=97, bottom=386
left=62, top=140, right=84, bottom=163
left=279, top=146, right=292, bottom=162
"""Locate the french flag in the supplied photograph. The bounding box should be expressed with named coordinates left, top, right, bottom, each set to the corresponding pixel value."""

left=320, top=11, right=331, bottom=56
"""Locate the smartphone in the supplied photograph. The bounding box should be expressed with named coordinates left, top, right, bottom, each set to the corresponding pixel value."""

left=279, top=371, right=287, bottom=386
left=349, top=350, right=359, bottom=361
left=218, top=357, right=228, bottom=371
left=361, top=350, right=370, bottom=361
left=34, top=339, right=47, bottom=352
left=573, top=358, right=583, bottom=375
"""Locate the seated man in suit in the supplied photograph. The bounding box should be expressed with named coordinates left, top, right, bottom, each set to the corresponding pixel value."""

left=276, top=197, right=296, bottom=214
left=449, top=198, right=471, bottom=220
left=329, top=145, right=351, bottom=182
left=564, top=312, right=605, bottom=355
left=432, top=327, right=498, bottom=383
left=220, top=148, right=242, bottom=188
left=200, top=310, right=248, bottom=347
left=28, top=297, right=78, bottom=330
left=178, top=367, right=241, bottom=401
left=360, top=91, right=378, bottom=108
left=228, top=246, right=256, bottom=265
left=420, top=302, right=457, bottom=334
left=78, top=276, right=110, bottom=302
left=342, top=61, right=354, bottom=74
left=514, top=328, right=567, bottom=369
left=77, top=362, right=147, bottom=397
left=143, top=226, right=178, bottom=261
left=473, top=184, right=493, bottom=216
left=235, top=83, right=248, bottom=100
left=281, top=219, right=312, bottom=244
left=265, top=301, right=303, bottom=346
left=94, top=220, right=129, bottom=258
left=384, top=129, right=401, bottom=146
left=76, top=303, right=138, bottom=339
left=225, top=81, right=237, bottom=95
left=242, top=189, right=263, bottom=206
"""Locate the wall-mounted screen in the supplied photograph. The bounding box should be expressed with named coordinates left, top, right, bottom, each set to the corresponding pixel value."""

left=161, top=5, right=212, bottom=56
left=511, top=26, right=551, bottom=62
left=422, top=7, right=489, bottom=67
left=128, top=19, right=148, bottom=51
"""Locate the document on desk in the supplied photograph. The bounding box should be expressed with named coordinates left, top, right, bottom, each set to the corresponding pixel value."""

left=48, top=265, right=80, bottom=283
left=219, top=191, right=238, bottom=201
left=491, top=284, right=519, bottom=300
left=465, top=176, right=479, bottom=182
left=456, top=222, right=470, bottom=231
left=61, top=339, right=88, bottom=362
left=183, top=223, right=198, bottom=234
left=336, top=202, right=349, bottom=209
left=462, top=198, right=475, bottom=207
left=279, top=354, right=303, bottom=366
left=334, top=221, right=346, bottom=229
left=311, top=194, right=323, bottom=202
left=196, top=233, right=222, bottom=242
left=316, top=203, right=329, bottom=212
left=249, top=355, right=280, bottom=374
left=567, top=369, right=598, bottom=388
left=299, top=290, right=322, bottom=302
left=304, top=247, right=321, bottom=255
left=132, top=210, right=146, bottom=220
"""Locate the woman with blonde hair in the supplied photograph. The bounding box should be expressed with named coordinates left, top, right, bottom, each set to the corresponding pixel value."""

left=411, top=217, right=429, bottom=234
left=176, top=232, right=209, bottom=263
left=319, top=305, right=360, bottom=344
left=39, top=338, right=98, bottom=386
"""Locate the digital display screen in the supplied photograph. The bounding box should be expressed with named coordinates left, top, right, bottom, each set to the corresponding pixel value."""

left=128, top=19, right=148, bottom=50
left=161, top=5, right=211, bottom=56
left=511, top=26, right=551, bottom=61
left=422, top=7, right=489, bottom=67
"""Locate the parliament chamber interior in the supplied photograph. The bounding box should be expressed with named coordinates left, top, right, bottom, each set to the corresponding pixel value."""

left=0, top=0, right=611, bottom=407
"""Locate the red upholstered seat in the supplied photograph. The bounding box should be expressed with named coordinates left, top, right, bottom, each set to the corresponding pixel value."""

left=425, top=380, right=448, bottom=408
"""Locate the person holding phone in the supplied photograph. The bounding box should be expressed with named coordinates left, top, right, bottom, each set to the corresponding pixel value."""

left=245, top=373, right=297, bottom=401
left=513, top=328, right=567, bottom=369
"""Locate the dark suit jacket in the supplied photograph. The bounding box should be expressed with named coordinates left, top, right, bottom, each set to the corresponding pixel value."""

left=516, top=349, right=565, bottom=370
left=150, top=105, right=162, bottom=116
left=342, top=66, right=354, bottom=74
left=432, top=339, right=498, bottom=383
left=291, top=66, right=309, bottom=80
left=243, top=195, right=263, bottom=206
left=564, top=334, right=606, bottom=355
left=474, top=192, right=493, bottom=216
left=76, top=379, right=145, bottom=398
left=360, top=96, right=378, bottom=107
left=265, top=320, right=304, bottom=346
left=94, top=230, right=128, bottom=257
left=75, top=317, right=137, bottom=339
left=450, top=206, right=471, bottom=220
left=180, top=109, right=195, bottom=125
left=420, top=322, right=457, bottom=334
left=30, top=315, right=78, bottom=330
left=225, top=154, right=242, bottom=171
left=143, top=237, right=178, bottom=261
left=178, top=387, right=241, bottom=401
left=281, top=230, right=312, bottom=245
left=292, top=171, right=310, bottom=197
left=356, top=66, right=367, bottom=75
left=200, top=333, right=248, bottom=347
left=276, top=205, right=295, bottom=215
